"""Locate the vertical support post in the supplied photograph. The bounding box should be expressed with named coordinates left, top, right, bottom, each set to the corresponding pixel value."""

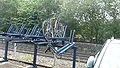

left=4, top=41, right=9, bottom=61
left=72, top=47, right=77, bottom=68
left=33, top=44, right=38, bottom=68
left=14, top=43, right=17, bottom=58
left=53, top=53, right=57, bottom=67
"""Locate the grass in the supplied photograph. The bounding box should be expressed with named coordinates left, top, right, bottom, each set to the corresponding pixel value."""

left=20, top=54, right=32, bottom=62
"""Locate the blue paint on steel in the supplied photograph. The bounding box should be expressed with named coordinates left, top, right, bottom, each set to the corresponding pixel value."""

left=72, top=47, right=77, bottom=68
left=0, top=21, right=77, bottom=68
left=56, top=42, right=75, bottom=54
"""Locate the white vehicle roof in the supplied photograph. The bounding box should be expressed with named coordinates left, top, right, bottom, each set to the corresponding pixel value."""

left=94, top=39, right=120, bottom=68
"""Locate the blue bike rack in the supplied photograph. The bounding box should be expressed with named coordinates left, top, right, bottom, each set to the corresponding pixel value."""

left=0, top=20, right=77, bottom=68
left=33, top=30, right=77, bottom=68
left=0, top=23, right=39, bottom=62
left=55, top=30, right=77, bottom=68
left=56, top=42, right=75, bottom=54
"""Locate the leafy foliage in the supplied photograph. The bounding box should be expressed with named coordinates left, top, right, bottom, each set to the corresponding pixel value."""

left=1, top=0, right=120, bottom=44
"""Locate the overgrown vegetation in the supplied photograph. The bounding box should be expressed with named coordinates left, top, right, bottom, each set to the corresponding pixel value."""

left=0, top=0, right=120, bottom=44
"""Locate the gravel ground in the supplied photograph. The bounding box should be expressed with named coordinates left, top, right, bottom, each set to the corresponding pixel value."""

left=0, top=41, right=87, bottom=68
left=0, top=49, right=86, bottom=68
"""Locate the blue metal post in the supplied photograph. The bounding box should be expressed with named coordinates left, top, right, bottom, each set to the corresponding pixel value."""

left=33, top=44, right=38, bottom=68
left=4, top=41, right=9, bottom=61
left=72, top=47, right=77, bottom=68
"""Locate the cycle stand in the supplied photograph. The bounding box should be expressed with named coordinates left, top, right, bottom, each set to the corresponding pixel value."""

left=10, top=24, right=44, bottom=68
left=0, top=20, right=77, bottom=68
left=33, top=30, right=76, bottom=68
left=31, top=19, right=77, bottom=68
left=0, top=23, right=28, bottom=62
